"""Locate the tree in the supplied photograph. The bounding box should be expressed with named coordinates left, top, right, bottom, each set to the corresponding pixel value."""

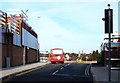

left=92, top=50, right=100, bottom=60
left=68, top=53, right=78, bottom=61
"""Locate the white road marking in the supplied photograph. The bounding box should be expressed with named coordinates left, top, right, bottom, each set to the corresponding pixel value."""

left=64, top=63, right=71, bottom=67
left=52, top=70, right=59, bottom=75
left=52, top=63, right=71, bottom=76
left=64, top=65, right=67, bottom=67
left=60, top=67, right=64, bottom=70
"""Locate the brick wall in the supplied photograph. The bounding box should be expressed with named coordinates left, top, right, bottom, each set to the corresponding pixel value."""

left=0, top=44, right=2, bottom=68
left=26, top=48, right=37, bottom=64
left=11, top=45, right=23, bottom=67
left=1, top=44, right=7, bottom=68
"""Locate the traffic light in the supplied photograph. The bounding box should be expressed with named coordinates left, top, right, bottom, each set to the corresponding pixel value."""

left=102, top=9, right=113, bottom=33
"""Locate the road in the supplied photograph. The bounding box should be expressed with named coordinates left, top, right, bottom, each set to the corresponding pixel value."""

left=2, top=63, right=93, bottom=83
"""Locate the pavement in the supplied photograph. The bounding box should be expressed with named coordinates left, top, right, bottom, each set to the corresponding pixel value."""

left=91, top=64, right=120, bottom=83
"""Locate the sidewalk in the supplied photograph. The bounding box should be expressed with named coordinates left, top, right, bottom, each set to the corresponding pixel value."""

left=91, top=66, right=120, bottom=82
left=0, top=61, right=50, bottom=79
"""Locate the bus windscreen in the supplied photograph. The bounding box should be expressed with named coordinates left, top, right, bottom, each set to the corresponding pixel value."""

left=52, top=50, right=63, bottom=54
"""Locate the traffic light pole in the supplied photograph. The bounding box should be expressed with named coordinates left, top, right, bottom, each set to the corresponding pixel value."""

left=108, top=4, right=111, bottom=82
left=102, top=4, right=113, bottom=82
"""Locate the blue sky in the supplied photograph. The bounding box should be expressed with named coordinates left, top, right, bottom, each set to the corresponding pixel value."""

left=1, top=0, right=118, bottom=53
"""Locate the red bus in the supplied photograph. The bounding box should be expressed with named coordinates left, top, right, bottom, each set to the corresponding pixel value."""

left=49, top=48, right=64, bottom=64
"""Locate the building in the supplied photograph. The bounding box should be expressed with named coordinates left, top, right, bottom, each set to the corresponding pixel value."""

left=39, top=51, right=49, bottom=62
left=0, top=10, right=39, bottom=68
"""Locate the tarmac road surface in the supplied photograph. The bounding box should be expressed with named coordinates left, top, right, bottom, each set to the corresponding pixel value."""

left=2, top=63, right=93, bottom=83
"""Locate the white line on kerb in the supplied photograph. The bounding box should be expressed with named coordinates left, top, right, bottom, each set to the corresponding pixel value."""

left=85, top=67, right=87, bottom=75
left=85, top=65, right=90, bottom=76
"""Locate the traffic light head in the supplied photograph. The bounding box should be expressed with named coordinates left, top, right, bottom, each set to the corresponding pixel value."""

left=102, top=9, right=113, bottom=33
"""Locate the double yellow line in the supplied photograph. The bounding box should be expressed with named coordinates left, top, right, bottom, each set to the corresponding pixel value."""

left=16, top=66, right=42, bottom=76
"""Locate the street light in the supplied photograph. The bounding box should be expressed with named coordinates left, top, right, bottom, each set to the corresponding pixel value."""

left=21, top=10, right=29, bottom=22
